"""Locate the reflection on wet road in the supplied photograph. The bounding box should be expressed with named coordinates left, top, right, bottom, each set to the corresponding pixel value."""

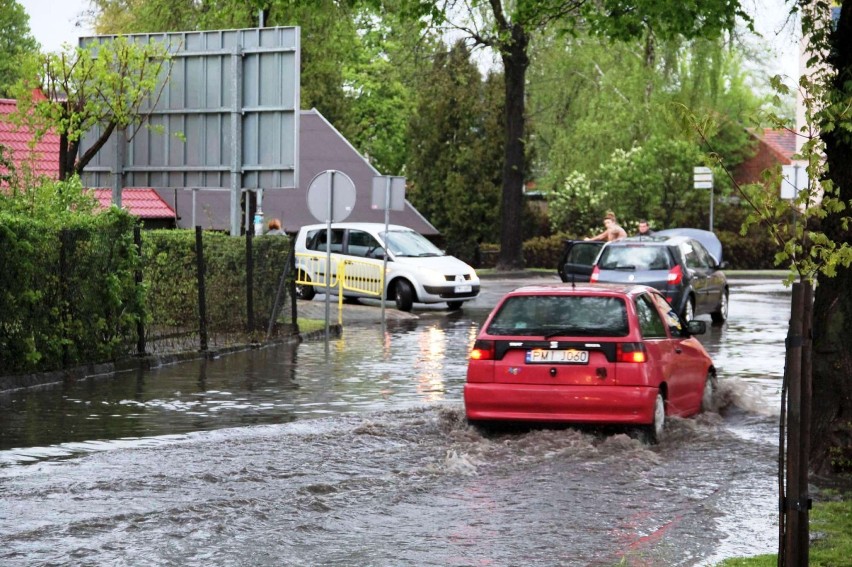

left=0, top=276, right=792, bottom=565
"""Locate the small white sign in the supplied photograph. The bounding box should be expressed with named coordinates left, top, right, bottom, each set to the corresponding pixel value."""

left=694, top=166, right=714, bottom=189
left=781, top=164, right=808, bottom=200
left=371, top=176, right=406, bottom=211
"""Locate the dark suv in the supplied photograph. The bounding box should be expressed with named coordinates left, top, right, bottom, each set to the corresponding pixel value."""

left=583, top=229, right=729, bottom=324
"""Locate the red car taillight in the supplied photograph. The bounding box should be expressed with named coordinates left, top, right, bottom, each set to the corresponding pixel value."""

left=617, top=342, right=647, bottom=363
left=667, top=264, right=683, bottom=285
left=590, top=266, right=600, bottom=283
left=469, top=340, right=495, bottom=361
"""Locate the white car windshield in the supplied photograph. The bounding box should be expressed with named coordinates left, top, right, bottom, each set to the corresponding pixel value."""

left=382, top=230, right=444, bottom=257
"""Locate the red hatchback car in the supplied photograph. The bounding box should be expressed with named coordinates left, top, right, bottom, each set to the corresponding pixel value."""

left=464, top=284, right=716, bottom=443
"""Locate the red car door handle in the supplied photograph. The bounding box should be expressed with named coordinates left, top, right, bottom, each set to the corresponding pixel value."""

left=674, top=347, right=683, bottom=354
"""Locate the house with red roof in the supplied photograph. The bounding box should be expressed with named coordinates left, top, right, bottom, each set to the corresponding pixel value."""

left=733, top=128, right=798, bottom=187
left=1, top=97, right=177, bottom=228
left=0, top=98, right=60, bottom=181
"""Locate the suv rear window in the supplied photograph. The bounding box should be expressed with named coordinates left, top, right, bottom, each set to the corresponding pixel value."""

left=598, top=246, right=672, bottom=270
left=486, top=295, right=629, bottom=337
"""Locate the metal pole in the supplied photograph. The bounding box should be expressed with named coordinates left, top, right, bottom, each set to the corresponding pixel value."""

left=381, top=176, right=390, bottom=333
left=783, top=282, right=804, bottom=565
left=229, top=46, right=244, bottom=236
left=709, top=183, right=714, bottom=233
left=195, top=226, right=208, bottom=352
left=798, top=281, right=814, bottom=565
left=324, top=171, right=333, bottom=343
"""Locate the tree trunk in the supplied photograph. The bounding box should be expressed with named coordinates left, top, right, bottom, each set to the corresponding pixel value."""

left=496, top=23, right=528, bottom=271
left=58, top=133, right=70, bottom=182
left=811, top=0, right=852, bottom=475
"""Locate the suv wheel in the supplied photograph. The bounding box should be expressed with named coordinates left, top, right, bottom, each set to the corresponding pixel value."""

left=711, top=289, right=729, bottom=324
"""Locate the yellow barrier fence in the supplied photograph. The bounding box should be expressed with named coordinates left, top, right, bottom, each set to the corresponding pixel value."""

left=295, top=253, right=385, bottom=324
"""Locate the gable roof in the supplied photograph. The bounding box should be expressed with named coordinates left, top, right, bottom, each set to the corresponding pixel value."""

left=154, top=109, right=438, bottom=235
left=272, top=109, right=437, bottom=235
left=758, top=128, right=797, bottom=161
left=0, top=98, right=60, bottom=181
left=733, top=128, right=798, bottom=186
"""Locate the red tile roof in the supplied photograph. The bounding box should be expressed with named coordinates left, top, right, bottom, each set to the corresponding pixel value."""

left=93, top=188, right=176, bottom=219
left=1, top=98, right=175, bottom=220
left=759, top=128, right=797, bottom=161
left=0, top=98, right=60, bottom=180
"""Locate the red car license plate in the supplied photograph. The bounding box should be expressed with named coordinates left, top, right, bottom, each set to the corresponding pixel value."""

left=525, top=349, right=589, bottom=364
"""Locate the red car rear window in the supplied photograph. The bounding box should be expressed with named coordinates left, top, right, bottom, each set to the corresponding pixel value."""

left=486, top=295, right=629, bottom=337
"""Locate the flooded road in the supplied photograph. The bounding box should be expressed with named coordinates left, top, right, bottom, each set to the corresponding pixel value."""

left=0, top=276, right=791, bottom=565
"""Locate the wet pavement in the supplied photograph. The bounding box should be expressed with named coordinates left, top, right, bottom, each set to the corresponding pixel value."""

left=0, top=273, right=792, bottom=565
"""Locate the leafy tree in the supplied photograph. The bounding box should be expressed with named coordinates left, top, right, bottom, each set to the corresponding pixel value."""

left=9, top=37, right=171, bottom=181
left=0, top=174, right=99, bottom=219
left=341, top=1, right=444, bottom=175
left=799, top=1, right=852, bottom=474
left=599, top=137, right=706, bottom=229
left=406, top=41, right=503, bottom=261
left=0, top=0, right=39, bottom=97
left=692, top=1, right=852, bottom=481
left=548, top=137, right=706, bottom=236
left=393, top=0, right=748, bottom=270
left=546, top=170, right=599, bottom=234
left=529, top=30, right=764, bottom=237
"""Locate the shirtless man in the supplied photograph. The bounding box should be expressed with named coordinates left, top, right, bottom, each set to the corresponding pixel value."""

left=585, top=212, right=627, bottom=242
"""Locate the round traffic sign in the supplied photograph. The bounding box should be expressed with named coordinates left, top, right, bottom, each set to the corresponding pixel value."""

left=306, top=170, right=356, bottom=222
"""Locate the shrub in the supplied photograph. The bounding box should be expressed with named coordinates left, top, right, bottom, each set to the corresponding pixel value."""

left=522, top=233, right=569, bottom=269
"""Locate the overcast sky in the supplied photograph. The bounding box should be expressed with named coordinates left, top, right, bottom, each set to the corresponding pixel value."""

left=19, top=0, right=801, bottom=81
left=19, top=0, right=93, bottom=53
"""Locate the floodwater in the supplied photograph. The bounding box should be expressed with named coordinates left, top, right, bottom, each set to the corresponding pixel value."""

left=0, top=276, right=791, bottom=566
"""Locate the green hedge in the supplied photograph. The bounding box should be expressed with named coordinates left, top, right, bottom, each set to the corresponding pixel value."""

left=0, top=219, right=292, bottom=376
left=0, top=210, right=142, bottom=374
left=138, top=229, right=292, bottom=346
left=142, top=230, right=290, bottom=335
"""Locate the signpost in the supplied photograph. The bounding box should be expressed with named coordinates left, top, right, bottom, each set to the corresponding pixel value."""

left=371, top=175, right=406, bottom=327
left=693, top=166, right=714, bottom=232
left=306, top=170, right=356, bottom=341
